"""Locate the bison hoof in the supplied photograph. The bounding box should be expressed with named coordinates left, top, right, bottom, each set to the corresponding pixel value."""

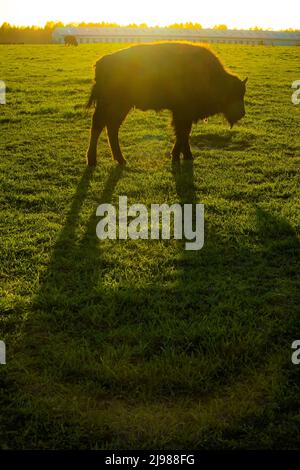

left=86, top=152, right=97, bottom=166
left=171, top=152, right=180, bottom=162
left=183, top=153, right=193, bottom=161
left=117, top=158, right=127, bottom=166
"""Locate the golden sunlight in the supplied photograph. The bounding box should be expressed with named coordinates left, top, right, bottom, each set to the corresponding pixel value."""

left=1, top=0, right=299, bottom=30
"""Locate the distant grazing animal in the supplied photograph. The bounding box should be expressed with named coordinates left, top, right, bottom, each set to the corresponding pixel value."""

left=64, top=35, right=78, bottom=46
left=86, top=42, right=247, bottom=166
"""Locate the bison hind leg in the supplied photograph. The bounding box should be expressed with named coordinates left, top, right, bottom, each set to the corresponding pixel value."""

left=106, top=106, right=131, bottom=165
left=106, top=124, right=127, bottom=166
left=171, top=141, right=181, bottom=162
left=171, top=114, right=193, bottom=161
left=86, top=106, right=106, bottom=166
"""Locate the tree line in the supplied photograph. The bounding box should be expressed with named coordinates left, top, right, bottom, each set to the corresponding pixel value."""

left=0, top=21, right=299, bottom=44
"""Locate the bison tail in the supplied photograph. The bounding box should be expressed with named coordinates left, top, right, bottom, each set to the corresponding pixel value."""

left=86, top=84, right=98, bottom=109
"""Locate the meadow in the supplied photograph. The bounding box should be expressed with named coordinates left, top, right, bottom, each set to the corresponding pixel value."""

left=0, top=43, right=300, bottom=449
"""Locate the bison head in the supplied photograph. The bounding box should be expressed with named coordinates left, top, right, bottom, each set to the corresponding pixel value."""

left=223, top=77, right=248, bottom=128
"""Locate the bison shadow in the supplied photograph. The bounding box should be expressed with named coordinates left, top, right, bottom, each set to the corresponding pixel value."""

left=7, top=161, right=300, bottom=448
left=190, top=129, right=253, bottom=151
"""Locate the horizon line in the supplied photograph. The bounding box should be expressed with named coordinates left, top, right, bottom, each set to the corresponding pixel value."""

left=1, top=21, right=299, bottom=32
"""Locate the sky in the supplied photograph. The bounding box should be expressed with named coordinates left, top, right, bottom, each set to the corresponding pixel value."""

left=0, top=0, right=299, bottom=30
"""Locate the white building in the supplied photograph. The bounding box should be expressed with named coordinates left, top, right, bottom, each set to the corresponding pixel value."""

left=53, top=27, right=300, bottom=46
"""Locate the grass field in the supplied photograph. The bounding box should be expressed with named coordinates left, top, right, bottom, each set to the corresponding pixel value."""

left=0, top=43, right=300, bottom=449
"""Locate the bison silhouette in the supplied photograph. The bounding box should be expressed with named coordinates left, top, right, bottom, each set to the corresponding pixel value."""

left=64, top=35, right=78, bottom=46
left=86, top=42, right=247, bottom=166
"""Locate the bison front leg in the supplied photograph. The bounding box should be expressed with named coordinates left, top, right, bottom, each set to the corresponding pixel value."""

left=171, top=115, right=193, bottom=161
left=86, top=106, right=105, bottom=166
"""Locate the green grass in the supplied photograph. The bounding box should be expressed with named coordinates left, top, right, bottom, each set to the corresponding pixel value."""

left=0, top=43, right=300, bottom=449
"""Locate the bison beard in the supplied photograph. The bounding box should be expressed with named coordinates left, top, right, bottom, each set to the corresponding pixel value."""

left=86, top=42, right=247, bottom=166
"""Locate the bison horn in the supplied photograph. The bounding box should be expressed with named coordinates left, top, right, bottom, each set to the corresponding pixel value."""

left=243, top=77, right=248, bottom=84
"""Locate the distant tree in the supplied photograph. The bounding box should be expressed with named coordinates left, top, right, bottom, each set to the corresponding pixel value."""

left=45, top=21, right=64, bottom=30
left=213, top=24, right=228, bottom=30
left=281, top=28, right=300, bottom=32
left=126, top=23, right=148, bottom=28
left=0, top=22, right=52, bottom=43
left=167, top=22, right=202, bottom=29
left=0, top=22, right=11, bottom=31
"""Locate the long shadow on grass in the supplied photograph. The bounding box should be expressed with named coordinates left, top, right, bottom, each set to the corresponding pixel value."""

left=8, top=159, right=300, bottom=448
left=20, top=165, right=125, bottom=362
left=20, top=162, right=300, bottom=379
left=169, top=163, right=300, bottom=447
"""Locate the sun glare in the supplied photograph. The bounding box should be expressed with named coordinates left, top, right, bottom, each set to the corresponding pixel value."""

left=1, top=0, right=299, bottom=30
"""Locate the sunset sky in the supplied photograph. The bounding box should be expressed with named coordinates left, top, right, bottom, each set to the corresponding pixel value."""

left=0, top=0, right=299, bottom=30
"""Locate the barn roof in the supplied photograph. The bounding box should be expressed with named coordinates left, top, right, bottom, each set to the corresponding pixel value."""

left=53, top=27, right=300, bottom=40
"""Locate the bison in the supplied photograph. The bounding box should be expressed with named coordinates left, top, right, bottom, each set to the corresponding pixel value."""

left=64, top=35, right=78, bottom=46
left=86, top=42, right=247, bottom=166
